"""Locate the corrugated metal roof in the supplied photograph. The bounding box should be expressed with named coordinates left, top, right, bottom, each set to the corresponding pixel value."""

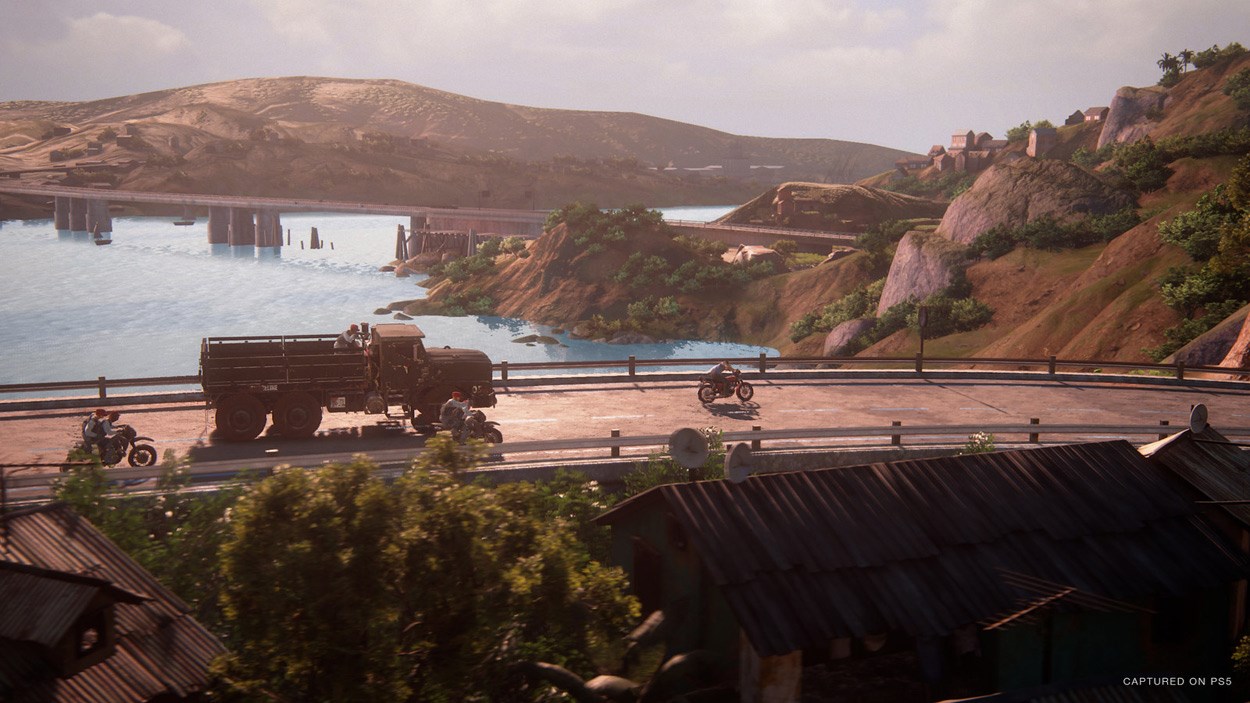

left=598, top=441, right=1247, bottom=657
left=0, top=503, right=227, bottom=702
left=1140, top=427, right=1250, bottom=527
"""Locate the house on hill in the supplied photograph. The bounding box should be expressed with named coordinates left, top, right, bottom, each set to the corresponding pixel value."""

left=594, top=441, right=1248, bottom=702
left=1084, top=107, right=1110, bottom=122
left=936, top=130, right=1007, bottom=173
left=0, top=504, right=226, bottom=702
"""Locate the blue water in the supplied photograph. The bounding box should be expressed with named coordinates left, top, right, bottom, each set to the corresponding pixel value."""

left=0, top=206, right=768, bottom=386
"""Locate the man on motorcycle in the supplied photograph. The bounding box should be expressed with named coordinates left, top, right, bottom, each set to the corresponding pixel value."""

left=705, top=360, right=736, bottom=395
left=439, top=391, right=470, bottom=441
left=81, top=408, right=108, bottom=455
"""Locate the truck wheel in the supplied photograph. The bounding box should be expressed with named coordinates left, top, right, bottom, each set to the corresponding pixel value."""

left=274, top=392, right=323, bottom=439
left=215, top=394, right=267, bottom=441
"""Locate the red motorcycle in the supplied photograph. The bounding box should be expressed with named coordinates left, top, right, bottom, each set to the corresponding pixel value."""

left=697, top=369, right=754, bottom=404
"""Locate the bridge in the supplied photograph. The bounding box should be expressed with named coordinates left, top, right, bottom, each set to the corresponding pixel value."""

left=0, top=183, right=549, bottom=249
left=0, top=183, right=856, bottom=255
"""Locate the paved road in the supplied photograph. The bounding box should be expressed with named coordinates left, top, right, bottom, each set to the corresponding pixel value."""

left=3, top=377, right=1248, bottom=473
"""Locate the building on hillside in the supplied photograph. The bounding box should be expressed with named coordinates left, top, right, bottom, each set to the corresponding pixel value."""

left=0, top=504, right=226, bottom=702
left=1064, top=110, right=1086, bottom=126
left=939, top=130, right=1007, bottom=173
left=594, top=441, right=1248, bottom=703
left=1084, top=107, right=1110, bottom=122
left=1027, top=127, right=1057, bottom=158
left=894, top=156, right=933, bottom=174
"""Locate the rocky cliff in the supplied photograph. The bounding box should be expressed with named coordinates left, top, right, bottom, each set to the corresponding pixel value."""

left=934, top=159, right=1135, bottom=245
left=1095, top=86, right=1169, bottom=150
left=875, top=232, right=967, bottom=314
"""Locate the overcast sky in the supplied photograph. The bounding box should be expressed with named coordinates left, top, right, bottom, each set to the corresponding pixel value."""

left=1, top=0, right=1246, bottom=153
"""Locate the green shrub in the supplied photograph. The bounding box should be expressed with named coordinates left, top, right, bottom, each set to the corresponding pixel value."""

left=1193, top=42, right=1247, bottom=69
left=614, top=252, right=672, bottom=289
left=788, top=279, right=884, bottom=342
left=855, top=220, right=911, bottom=273
left=968, top=209, right=1140, bottom=260
left=1006, top=119, right=1055, bottom=143
left=884, top=171, right=975, bottom=199
left=546, top=202, right=668, bottom=249
left=674, top=234, right=729, bottom=261
left=1224, top=67, right=1250, bottom=110
left=1158, top=185, right=1239, bottom=261
left=1110, top=137, right=1172, bottom=192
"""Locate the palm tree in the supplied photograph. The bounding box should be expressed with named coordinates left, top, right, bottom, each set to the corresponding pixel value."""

left=1157, top=52, right=1180, bottom=76
left=1178, top=49, right=1195, bottom=72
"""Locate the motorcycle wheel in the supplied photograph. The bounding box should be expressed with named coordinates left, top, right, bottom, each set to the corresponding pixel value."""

left=736, top=382, right=755, bottom=402
left=128, top=444, right=157, bottom=467
left=697, top=385, right=717, bottom=404
left=485, top=428, right=503, bottom=444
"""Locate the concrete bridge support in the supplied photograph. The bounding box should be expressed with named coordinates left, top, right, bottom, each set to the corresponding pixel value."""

left=85, top=199, right=112, bottom=237
left=395, top=224, right=408, bottom=260
left=255, top=210, right=281, bottom=248
left=68, top=198, right=88, bottom=235
left=228, top=208, right=255, bottom=246
left=467, top=229, right=478, bottom=256
left=53, top=197, right=70, bottom=232
left=207, top=207, right=230, bottom=245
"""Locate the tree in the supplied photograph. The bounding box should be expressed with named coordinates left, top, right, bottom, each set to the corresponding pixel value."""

left=1178, top=48, right=1196, bottom=72
left=214, top=440, right=638, bottom=701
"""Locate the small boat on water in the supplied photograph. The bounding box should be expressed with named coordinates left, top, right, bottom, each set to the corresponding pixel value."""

left=92, top=225, right=112, bottom=245
left=173, top=218, right=196, bottom=226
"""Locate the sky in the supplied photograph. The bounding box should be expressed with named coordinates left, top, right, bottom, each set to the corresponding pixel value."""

left=1, top=0, right=1246, bottom=154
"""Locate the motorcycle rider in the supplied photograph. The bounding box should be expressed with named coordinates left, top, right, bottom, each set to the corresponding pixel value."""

left=705, top=360, right=736, bottom=396
left=81, top=408, right=108, bottom=455
left=334, top=323, right=363, bottom=352
left=439, top=391, right=470, bottom=441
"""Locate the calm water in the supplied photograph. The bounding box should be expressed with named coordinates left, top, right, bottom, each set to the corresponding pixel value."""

left=0, top=206, right=771, bottom=386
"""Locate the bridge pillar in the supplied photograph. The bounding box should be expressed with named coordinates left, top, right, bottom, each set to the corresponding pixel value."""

left=207, top=206, right=229, bottom=244
left=85, top=199, right=112, bottom=237
left=467, top=229, right=478, bottom=256
left=395, top=224, right=408, bottom=260
left=255, top=210, right=282, bottom=248
left=68, top=197, right=88, bottom=236
left=53, top=196, right=70, bottom=234
left=228, top=207, right=255, bottom=246
left=405, top=227, right=419, bottom=258
left=410, top=214, right=427, bottom=232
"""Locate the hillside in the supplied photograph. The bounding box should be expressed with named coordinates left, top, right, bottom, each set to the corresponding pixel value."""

left=0, top=76, right=916, bottom=214
left=397, top=46, right=1250, bottom=368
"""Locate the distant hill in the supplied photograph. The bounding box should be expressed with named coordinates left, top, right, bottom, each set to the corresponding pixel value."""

left=0, top=77, right=916, bottom=213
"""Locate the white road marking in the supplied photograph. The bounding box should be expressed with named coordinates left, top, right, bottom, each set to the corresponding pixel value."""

left=505, top=418, right=560, bottom=424
left=591, top=414, right=646, bottom=420
left=778, top=408, right=840, bottom=413
left=872, top=407, right=928, bottom=411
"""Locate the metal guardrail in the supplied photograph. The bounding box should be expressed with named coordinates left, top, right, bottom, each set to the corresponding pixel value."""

left=6, top=421, right=1248, bottom=497
left=0, top=354, right=1246, bottom=403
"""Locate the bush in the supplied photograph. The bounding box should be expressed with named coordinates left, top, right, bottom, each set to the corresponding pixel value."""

left=1193, top=42, right=1247, bottom=69
left=1006, top=119, right=1055, bottom=143
left=546, top=202, right=668, bottom=250
left=855, top=220, right=911, bottom=273
left=1158, top=185, right=1238, bottom=261
left=614, top=252, right=672, bottom=289
left=1110, top=137, right=1173, bottom=192
left=968, top=209, right=1140, bottom=260
left=673, top=234, right=728, bottom=261
left=1224, top=67, right=1250, bottom=110
left=788, top=279, right=884, bottom=342
left=884, top=171, right=976, bottom=199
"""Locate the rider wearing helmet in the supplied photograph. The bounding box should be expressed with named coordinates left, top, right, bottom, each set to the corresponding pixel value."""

left=439, top=391, right=470, bottom=441
left=81, top=408, right=108, bottom=455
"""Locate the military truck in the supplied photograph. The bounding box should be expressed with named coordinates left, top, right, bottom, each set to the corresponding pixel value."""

left=200, top=322, right=497, bottom=441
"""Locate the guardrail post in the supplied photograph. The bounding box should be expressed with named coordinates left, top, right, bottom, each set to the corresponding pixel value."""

left=98, top=376, right=107, bottom=399
left=1029, top=418, right=1040, bottom=443
left=500, top=361, right=508, bottom=382
left=1176, top=361, right=1185, bottom=381
left=628, top=355, right=636, bottom=377
left=752, top=425, right=761, bottom=451
left=891, top=421, right=901, bottom=446
left=1158, top=420, right=1170, bottom=440
left=915, top=353, right=923, bottom=373
left=759, top=352, right=767, bottom=374
left=611, top=429, right=620, bottom=458
left=1048, top=355, right=1056, bottom=375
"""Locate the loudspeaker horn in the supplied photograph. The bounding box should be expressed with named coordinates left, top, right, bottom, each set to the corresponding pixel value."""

left=668, top=428, right=709, bottom=469
left=1189, top=403, right=1209, bottom=434
left=726, top=443, right=754, bottom=483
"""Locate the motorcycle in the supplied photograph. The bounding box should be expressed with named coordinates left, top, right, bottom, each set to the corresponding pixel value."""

left=460, top=409, right=504, bottom=444
left=698, top=369, right=754, bottom=404
left=77, top=425, right=158, bottom=468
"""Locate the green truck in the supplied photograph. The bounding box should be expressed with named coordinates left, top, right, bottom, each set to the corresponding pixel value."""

left=200, top=322, right=497, bottom=441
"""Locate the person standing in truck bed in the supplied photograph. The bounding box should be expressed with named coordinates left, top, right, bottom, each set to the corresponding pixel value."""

left=334, top=324, right=363, bottom=352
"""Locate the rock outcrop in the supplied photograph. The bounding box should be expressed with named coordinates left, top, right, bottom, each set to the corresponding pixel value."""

left=1096, top=85, right=1169, bottom=150
left=1218, top=308, right=1250, bottom=373
left=717, top=183, right=946, bottom=233
left=935, top=159, right=1135, bottom=245
left=1167, top=304, right=1250, bottom=367
left=876, top=231, right=966, bottom=315
left=823, top=318, right=875, bottom=356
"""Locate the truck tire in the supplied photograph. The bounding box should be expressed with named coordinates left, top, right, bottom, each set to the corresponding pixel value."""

left=274, top=392, right=323, bottom=439
left=215, top=393, right=267, bottom=442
